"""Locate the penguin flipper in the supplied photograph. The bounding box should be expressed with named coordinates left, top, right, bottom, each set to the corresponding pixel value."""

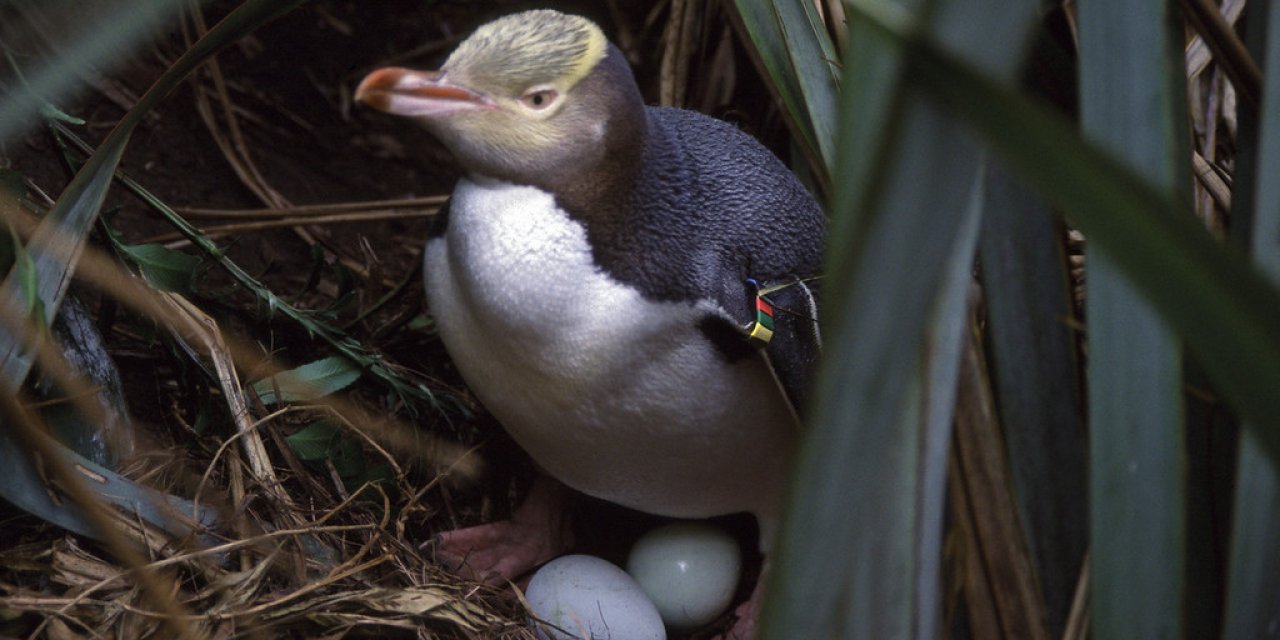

left=701, top=276, right=821, bottom=416
left=756, top=279, right=822, bottom=415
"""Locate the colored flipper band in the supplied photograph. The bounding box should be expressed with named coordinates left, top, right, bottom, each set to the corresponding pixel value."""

left=746, top=279, right=775, bottom=347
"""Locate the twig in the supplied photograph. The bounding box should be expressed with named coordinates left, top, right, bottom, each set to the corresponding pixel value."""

left=1185, top=0, right=1245, bottom=80
left=1192, top=150, right=1231, bottom=215
left=176, top=196, right=448, bottom=220
left=142, top=207, right=436, bottom=246
left=1060, top=555, right=1090, bottom=640
left=1180, top=0, right=1260, bottom=106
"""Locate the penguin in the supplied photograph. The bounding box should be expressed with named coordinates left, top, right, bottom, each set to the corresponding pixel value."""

left=356, top=9, right=824, bottom=635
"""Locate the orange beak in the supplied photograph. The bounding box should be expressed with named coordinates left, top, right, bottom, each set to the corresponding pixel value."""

left=354, top=67, right=491, bottom=117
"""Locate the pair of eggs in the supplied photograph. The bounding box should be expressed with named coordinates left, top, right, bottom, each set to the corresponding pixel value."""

left=525, top=521, right=742, bottom=640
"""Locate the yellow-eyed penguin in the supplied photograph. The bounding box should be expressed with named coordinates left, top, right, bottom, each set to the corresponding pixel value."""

left=355, top=9, right=824, bottom=637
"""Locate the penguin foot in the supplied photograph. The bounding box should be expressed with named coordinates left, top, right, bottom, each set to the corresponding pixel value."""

left=432, top=475, right=573, bottom=585
left=715, top=578, right=763, bottom=640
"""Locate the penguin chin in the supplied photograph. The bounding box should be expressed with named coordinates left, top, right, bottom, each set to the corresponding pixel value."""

left=433, top=127, right=602, bottom=191
left=415, top=122, right=516, bottom=180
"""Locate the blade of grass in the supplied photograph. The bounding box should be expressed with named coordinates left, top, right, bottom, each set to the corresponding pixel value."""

left=914, top=158, right=985, bottom=640
left=1221, top=429, right=1280, bottom=638
left=768, top=1, right=841, bottom=172
left=978, top=160, right=1086, bottom=636
left=115, top=242, right=201, bottom=294
left=252, top=356, right=362, bottom=405
left=727, top=1, right=828, bottom=187
left=756, top=1, right=920, bottom=635
left=1223, top=433, right=1280, bottom=638
left=853, top=5, right=1280, bottom=452
left=761, top=1, right=1038, bottom=635
left=1078, top=3, right=1189, bottom=638
left=1223, top=1, right=1280, bottom=634
left=765, top=96, right=984, bottom=639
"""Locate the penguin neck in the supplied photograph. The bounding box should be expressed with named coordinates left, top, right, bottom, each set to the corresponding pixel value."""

left=457, top=107, right=647, bottom=234
left=546, top=106, right=648, bottom=228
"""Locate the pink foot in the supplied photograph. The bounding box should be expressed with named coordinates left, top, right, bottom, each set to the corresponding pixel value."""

left=433, top=475, right=574, bottom=585
left=716, top=571, right=765, bottom=640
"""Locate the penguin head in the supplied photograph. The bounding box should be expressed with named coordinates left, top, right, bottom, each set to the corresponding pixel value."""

left=356, top=10, right=645, bottom=187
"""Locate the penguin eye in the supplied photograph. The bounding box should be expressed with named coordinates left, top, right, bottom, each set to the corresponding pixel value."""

left=520, top=88, right=559, bottom=111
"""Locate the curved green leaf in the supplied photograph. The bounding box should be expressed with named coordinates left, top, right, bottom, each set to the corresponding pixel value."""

left=768, top=1, right=841, bottom=172
left=118, top=243, right=200, bottom=294
left=284, top=420, right=347, bottom=462
left=978, top=161, right=1086, bottom=635
left=253, top=356, right=362, bottom=405
left=728, top=1, right=830, bottom=187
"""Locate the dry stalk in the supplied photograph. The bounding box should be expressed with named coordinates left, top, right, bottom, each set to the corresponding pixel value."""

left=143, top=207, right=437, bottom=246
left=176, top=196, right=448, bottom=220
left=160, top=292, right=307, bottom=533
left=1185, top=0, right=1245, bottom=80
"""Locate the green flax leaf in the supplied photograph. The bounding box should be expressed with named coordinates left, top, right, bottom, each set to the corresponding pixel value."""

left=1223, top=2, right=1280, bottom=636
left=117, top=243, right=200, bottom=294
left=1077, top=2, right=1189, bottom=638
left=761, top=1, right=1039, bottom=637
left=252, top=356, right=362, bottom=405
left=977, top=161, right=1086, bottom=635
left=873, top=6, right=1280, bottom=454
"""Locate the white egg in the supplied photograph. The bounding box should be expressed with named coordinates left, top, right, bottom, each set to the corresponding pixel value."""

left=525, top=554, right=666, bottom=640
left=626, top=521, right=742, bottom=631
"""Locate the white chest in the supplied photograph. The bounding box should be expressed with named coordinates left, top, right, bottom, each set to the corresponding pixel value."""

left=422, top=178, right=794, bottom=525
left=426, top=179, right=648, bottom=371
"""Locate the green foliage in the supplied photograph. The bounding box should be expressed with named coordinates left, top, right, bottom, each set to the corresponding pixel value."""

left=285, top=420, right=356, bottom=462
left=730, top=1, right=838, bottom=189
left=10, top=225, right=43, bottom=326
left=117, top=243, right=201, bottom=294
left=900, top=18, right=1280, bottom=444
left=252, top=356, right=362, bottom=405
left=978, top=162, right=1085, bottom=633
left=735, top=0, right=1280, bottom=638
left=1079, top=2, right=1188, bottom=637
left=1224, top=2, right=1280, bottom=634
left=47, top=119, right=441, bottom=409
left=285, top=420, right=391, bottom=492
